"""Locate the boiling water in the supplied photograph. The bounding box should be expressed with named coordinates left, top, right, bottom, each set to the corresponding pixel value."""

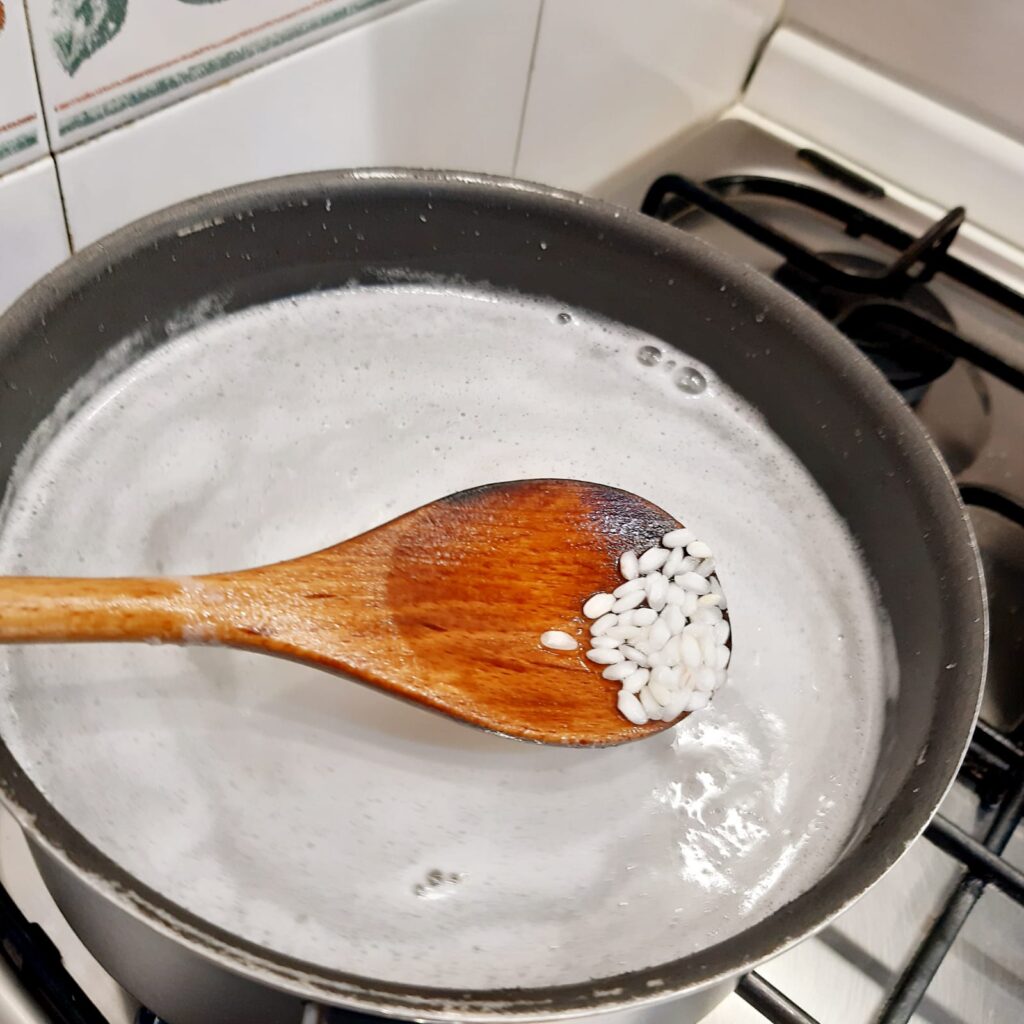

left=0, top=285, right=891, bottom=988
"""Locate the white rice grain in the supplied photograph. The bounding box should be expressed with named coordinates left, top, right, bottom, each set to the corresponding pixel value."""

left=647, top=573, right=669, bottom=612
left=622, top=667, right=649, bottom=693
left=586, top=648, right=624, bottom=665
left=582, top=593, right=616, bottom=619
left=685, top=691, right=710, bottom=712
left=648, top=618, right=671, bottom=652
left=613, top=578, right=645, bottom=598
left=540, top=630, right=577, bottom=651
left=661, top=528, right=692, bottom=548
left=638, top=546, right=670, bottom=574
left=638, top=687, right=663, bottom=721
left=662, top=546, right=684, bottom=578
left=616, top=690, right=648, bottom=725
left=680, top=634, right=702, bottom=669
left=612, top=590, right=646, bottom=614
left=676, top=572, right=711, bottom=595
left=602, top=661, right=636, bottom=682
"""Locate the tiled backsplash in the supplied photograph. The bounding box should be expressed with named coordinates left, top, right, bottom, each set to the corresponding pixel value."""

left=0, top=0, right=47, bottom=174
left=3, top=0, right=439, bottom=310
left=27, top=0, right=417, bottom=149
left=1, top=0, right=781, bottom=310
left=5, top=0, right=1024, bottom=313
left=58, top=0, right=542, bottom=247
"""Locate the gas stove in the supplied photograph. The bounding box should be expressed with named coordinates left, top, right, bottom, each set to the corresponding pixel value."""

left=1, top=36, right=1023, bottom=1024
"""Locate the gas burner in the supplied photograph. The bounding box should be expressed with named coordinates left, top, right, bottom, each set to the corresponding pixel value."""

left=774, top=251, right=957, bottom=402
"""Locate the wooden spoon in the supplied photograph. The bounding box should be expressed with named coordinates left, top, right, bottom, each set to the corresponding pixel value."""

left=0, top=479, right=708, bottom=746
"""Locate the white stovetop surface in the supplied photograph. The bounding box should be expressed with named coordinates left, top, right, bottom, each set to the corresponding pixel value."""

left=708, top=783, right=1024, bottom=1023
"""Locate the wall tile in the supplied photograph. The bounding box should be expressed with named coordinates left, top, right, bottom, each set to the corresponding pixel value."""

left=57, top=0, right=541, bottom=248
left=0, top=156, right=70, bottom=312
left=0, top=1, right=47, bottom=173
left=515, top=0, right=782, bottom=193
left=785, top=0, right=1024, bottom=145
left=26, top=0, right=422, bottom=150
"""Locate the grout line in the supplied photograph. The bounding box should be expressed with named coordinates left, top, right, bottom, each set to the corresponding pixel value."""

left=740, top=11, right=783, bottom=94
left=19, top=0, right=74, bottom=252
left=511, top=0, right=546, bottom=177
left=19, top=1, right=52, bottom=152
left=47, top=153, right=75, bottom=254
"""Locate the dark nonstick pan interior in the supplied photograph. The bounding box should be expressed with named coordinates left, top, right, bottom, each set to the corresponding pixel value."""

left=0, top=170, right=984, bottom=1018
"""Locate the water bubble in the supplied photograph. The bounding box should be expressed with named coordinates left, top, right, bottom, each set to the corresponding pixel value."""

left=557, top=312, right=572, bottom=324
left=419, top=213, right=428, bottom=223
left=414, top=868, right=463, bottom=900
left=674, top=366, right=707, bottom=395
left=637, top=345, right=662, bottom=366
left=539, top=241, right=548, bottom=251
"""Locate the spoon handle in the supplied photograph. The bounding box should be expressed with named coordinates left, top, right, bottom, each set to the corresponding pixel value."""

left=0, top=576, right=199, bottom=644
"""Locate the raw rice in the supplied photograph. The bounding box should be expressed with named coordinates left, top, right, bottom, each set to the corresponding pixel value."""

left=541, top=526, right=730, bottom=726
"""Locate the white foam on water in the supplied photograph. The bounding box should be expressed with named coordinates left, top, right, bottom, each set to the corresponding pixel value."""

left=0, top=285, right=891, bottom=988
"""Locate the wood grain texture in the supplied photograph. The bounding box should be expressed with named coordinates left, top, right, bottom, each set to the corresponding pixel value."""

left=0, top=479, right=714, bottom=746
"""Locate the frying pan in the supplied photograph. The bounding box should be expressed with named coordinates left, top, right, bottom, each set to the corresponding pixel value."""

left=0, top=170, right=985, bottom=1024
